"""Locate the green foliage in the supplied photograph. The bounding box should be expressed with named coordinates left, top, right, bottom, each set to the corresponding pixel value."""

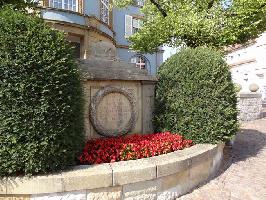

left=0, top=8, right=84, bottom=176
left=114, top=0, right=266, bottom=53
left=234, top=83, right=242, bottom=93
left=154, top=47, right=239, bottom=144
left=0, top=0, right=35, bottom=10
left=113, top=0, right=133, bottom=8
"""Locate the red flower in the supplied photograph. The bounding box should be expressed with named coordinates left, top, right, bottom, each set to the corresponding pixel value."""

left=78, top=132, right=193, bottom=165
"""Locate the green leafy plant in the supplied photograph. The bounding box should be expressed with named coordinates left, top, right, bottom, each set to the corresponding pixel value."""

left=0, top=7, right=84, bottom=176
left=114, top=0, right=266, bottom=52
left=0, top=0, right=35, bottom=10
left=154, top=47, right=239, bottom=144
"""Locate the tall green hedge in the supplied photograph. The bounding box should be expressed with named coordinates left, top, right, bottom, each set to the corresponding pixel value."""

left=0, top=8, right=84, bottom=176
left=154, top=47, right=238, bottom=144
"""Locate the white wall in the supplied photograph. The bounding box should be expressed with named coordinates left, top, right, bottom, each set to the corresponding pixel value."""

left=226, top=33, right=266, bottom=100
left=163, top=46, right=178, bottom=62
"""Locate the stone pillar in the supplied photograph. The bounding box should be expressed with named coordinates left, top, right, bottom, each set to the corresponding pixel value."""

left=237, top=93, right=262, bottom=121
left=141, top=81, right=156, bottom=133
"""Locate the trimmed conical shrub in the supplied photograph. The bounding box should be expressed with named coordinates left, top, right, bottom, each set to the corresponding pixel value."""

left=154, top=47, right=238, bottom=144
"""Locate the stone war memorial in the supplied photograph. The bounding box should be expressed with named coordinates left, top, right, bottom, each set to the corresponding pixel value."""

left=0, top=1, right=242, bottom=198
left=0, top=41, right=225, bottom=200
left=80, top=41, right=157, bottom=139
left=2, top=0, right=266, bottom=198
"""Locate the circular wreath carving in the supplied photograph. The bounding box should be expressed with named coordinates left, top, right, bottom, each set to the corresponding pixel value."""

left=89, top=86, right=137, bottom=137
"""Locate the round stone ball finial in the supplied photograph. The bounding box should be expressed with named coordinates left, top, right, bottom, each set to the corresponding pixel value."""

left=249, top=83, right=259, bottom=92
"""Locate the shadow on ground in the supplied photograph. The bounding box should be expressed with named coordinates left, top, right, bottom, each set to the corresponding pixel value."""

left=188, top=125, right=266, bottom=193
left=177, top=117, right=266, bottom=199
left=215, top=127, right=266, bottom=179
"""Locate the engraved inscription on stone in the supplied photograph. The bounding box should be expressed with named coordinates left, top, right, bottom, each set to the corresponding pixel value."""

left=89, top=86, right=137, bottom=137
left=96, top=93, right=132, bottom=131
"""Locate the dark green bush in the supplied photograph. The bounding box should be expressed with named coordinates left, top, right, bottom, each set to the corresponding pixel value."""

left=0, top=8, right=84, bottom=176
left=154, top=47, right=238, bottom=144
left=0, top=0, right=35, bottom=10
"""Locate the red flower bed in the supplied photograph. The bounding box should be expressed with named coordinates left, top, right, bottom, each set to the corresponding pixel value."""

left=78, top=132, right=193, bottom=165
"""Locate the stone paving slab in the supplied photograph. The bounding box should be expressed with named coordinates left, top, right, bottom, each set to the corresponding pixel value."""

left=177, top=117, right=266, bottom=200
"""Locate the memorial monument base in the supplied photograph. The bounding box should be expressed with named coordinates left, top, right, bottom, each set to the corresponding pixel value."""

left=78, top=41, right=157, bottom=139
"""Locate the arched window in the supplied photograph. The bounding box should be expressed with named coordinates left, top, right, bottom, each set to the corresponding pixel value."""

left=130, top=55, right=150, bottom=70
left=100, top=0, right=110, bottom=25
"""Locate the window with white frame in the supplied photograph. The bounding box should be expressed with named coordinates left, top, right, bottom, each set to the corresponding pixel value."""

left=100, top=0, right=110, bottom=25
left=133, top=17, right=141, bottom=34
left=125, top=15, right=142, bottom=37
left=130, top=55, right=148, bottom=70
left=49, top=0, right=78, bottom=12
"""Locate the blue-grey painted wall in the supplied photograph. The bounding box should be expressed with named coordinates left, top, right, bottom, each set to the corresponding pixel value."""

left=117, top=48, right=160, bottom=75
left=113, top=5, right=163, bottom=75
left=40, top=1, right=163, bottom=75
left=84, top=0, right=100, bottom=18
left=113, top=6, right=140, bottom=45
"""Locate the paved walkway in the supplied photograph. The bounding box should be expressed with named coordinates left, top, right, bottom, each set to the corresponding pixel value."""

left=178, top=117, right=266, bottom=200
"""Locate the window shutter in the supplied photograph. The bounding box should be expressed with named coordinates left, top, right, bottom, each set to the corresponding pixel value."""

left=139, top=19, right=143, bottom=28
left=125, top=15, right=133, bottom=37
left=132, top=18, right=138, bottom=28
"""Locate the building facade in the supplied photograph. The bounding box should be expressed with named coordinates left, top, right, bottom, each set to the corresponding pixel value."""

left=38, top=0, right=163, bottom=75
left=226, top=32, right=266, bottom=100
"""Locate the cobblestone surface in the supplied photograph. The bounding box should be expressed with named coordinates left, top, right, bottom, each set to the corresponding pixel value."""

left=178, top=117, right=266, bottom=200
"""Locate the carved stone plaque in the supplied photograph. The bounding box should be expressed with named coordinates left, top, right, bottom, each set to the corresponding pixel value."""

left=89, top=86, right=137, bottom=137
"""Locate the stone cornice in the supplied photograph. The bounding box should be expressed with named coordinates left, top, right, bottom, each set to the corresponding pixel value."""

left=37, top=6, right=115, bottom=35
left=43, top=19, right=116, bottom=45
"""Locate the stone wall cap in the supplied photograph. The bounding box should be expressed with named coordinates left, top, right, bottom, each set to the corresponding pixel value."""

left=238, top=92, right=262, bottom=98
left=78, top=58, right=158, bottom=81
left=61, top=163, right=113, bottom=192
left=111, top=158, right=157, bottom=186
left=0, top=144, right=221, bottom=195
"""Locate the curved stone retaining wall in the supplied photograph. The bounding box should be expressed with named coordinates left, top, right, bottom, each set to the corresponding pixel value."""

left=0, top=144, right=224, bottom=200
